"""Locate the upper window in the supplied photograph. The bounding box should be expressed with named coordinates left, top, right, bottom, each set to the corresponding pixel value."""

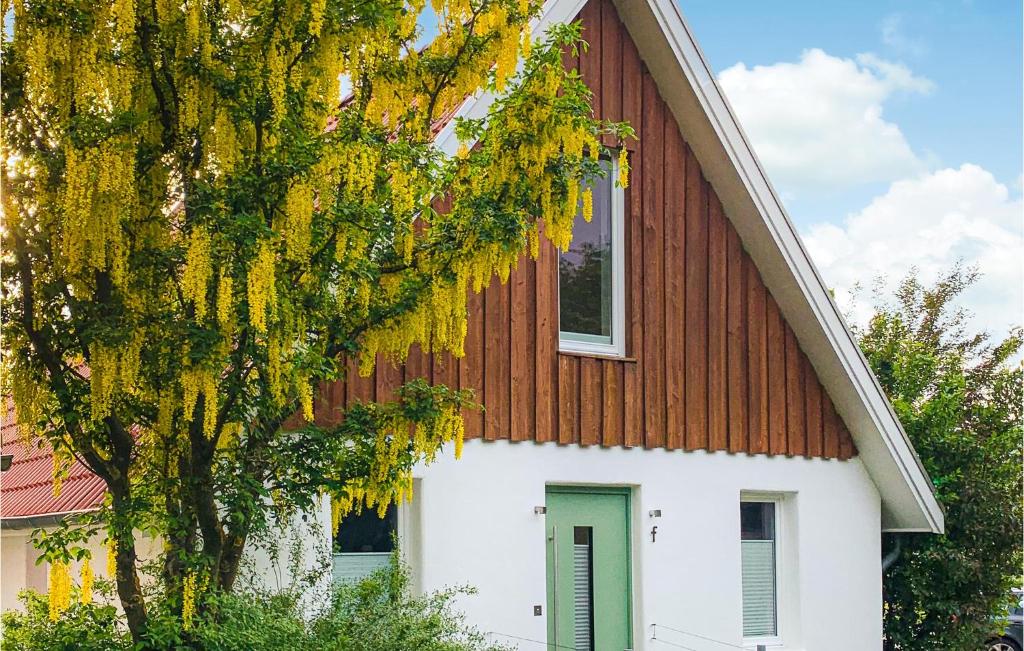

left=332, top=503, right=397, bottom=584
left=741, top=500, right=778, bottom=640
left=558, top=157, right=625, bottom=357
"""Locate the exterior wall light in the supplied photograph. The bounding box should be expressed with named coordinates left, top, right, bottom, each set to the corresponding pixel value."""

left=533, top=506, right=547, bottom=515
left=648, top=509, right=662, bottom=518
left=1, top=454, right=12, bottom=472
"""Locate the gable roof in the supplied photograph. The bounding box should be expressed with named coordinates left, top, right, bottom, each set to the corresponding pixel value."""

left=433, top=0, right=941, bottom=533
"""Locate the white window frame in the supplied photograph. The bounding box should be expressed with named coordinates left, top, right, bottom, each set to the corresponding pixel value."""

left=558, top=155, right=626, bottom=358
left=740, top=494, right=784, bottom=649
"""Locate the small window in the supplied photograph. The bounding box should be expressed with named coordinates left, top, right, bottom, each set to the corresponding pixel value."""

left=559, top=157, right=625, bottom=357
left=741, top=500, right=778, bottom=639
left=332, top=504, right=396, bottom=584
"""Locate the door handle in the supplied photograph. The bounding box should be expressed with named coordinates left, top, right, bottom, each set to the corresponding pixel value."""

left=549, top=525, right=557, bottom=650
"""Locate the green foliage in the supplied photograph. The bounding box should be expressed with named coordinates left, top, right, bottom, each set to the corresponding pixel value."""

left=309, top=557, right=508, bottom=651
left=2, top=555, right=507, bottom=651
left=1, top=590, right=130, bottom=651
left=855, top=267, right=1023, bottom=650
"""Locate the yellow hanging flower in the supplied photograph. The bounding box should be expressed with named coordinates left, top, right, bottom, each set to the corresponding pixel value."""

left=106, top=540, right=118, bottom=578
left=246, top=241, right=277, bottom=334
left=618, top=148, right=630, bottom=188
left=48, top=560, right=71, bottom=621
left=182, top=226, right=212, bottom=321
left=80, top=558, right=94, bottom=605
left=216, top=271, right=234, bottom=330
left=182, top=572, right=197, bottom=630
left=582, top=188, right=594, bottom=223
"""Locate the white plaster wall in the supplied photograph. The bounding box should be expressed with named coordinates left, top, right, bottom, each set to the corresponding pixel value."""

left=403, top=439, right=882, bottom=651
left=1, top=528, right=162, bottom=613
left=1, top=530, right=47, bottom=612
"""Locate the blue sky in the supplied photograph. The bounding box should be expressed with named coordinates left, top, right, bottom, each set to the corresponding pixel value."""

left=681, top=0, right=1023, bottom=337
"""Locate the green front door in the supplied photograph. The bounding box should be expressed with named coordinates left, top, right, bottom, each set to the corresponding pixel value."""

left=546, top=487, right=632, bottom=651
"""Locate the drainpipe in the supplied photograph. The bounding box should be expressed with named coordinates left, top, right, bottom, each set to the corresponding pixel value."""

left=881, top=535, right=902, bottom=572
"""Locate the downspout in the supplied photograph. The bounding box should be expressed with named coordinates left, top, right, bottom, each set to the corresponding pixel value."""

left=881, top=535, right=902, bottom=572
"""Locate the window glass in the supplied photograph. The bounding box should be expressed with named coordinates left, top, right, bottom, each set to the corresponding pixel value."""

left=559, top=161, right=614, bottom=346
left=334, top=503, right=397, bottom=554
left=741, top=501, right=777, bottom=638
left=740, top=501, right=775, bottom=541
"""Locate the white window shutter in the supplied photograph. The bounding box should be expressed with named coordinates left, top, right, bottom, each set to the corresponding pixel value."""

left=741, top=540, right=777, bottom=637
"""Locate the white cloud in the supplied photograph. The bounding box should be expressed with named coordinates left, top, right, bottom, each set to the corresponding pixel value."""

left=804, top=164, right=1024, bottom=337
left=880, top=14, right=927, bottom=57
left=718, top=49, right=933, bottom=194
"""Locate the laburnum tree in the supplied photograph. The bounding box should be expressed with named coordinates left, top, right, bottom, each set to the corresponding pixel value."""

left=856, top=269, right=1023, bottom=651
left=0, top=0, right=630, bottom=642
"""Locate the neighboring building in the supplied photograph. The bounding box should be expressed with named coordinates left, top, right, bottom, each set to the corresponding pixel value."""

left=1, top=409, right=109, bottom=612
left=0, top=0, right=943, bottom=648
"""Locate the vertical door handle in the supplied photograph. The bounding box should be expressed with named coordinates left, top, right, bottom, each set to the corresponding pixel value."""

left=549, top=525, right=557, bottom=650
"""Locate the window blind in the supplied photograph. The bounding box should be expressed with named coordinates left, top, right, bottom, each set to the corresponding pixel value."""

left=332, top=552, right=390, bottom=585
left=573, top=537, right=594, bottom=651
left=741, top=540, right=777, bottom=637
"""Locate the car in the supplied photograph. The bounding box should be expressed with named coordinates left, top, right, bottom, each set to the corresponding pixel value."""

left=987, top=591, right=1023, bottom=651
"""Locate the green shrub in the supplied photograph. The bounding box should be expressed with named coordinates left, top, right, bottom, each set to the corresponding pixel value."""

left=1, top=556, right=509, bottom=651
left=1, top=590, right=131, bottom=651
left=309, top=557, right=509, bottom=651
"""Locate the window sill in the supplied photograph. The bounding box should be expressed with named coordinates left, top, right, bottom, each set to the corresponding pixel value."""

left=557, top=349, right=637, bottom=363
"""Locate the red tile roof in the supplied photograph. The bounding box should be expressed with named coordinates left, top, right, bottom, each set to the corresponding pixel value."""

left=1, top=407, right=107, bottom=521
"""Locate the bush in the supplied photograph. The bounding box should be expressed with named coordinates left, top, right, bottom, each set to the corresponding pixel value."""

left=1, top=556, right=509, bottom=651
left=309, top=558, right=509, bottom=651
left=1, top=590, right=130, bottom=651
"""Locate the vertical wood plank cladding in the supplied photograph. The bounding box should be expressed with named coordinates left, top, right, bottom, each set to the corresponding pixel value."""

left=684, top=145, right=709, bottom=451
left=602, top=361, right=625, bottom=446
left=664, top=115, right=687, bottom=450
left=784, top=325, right=806, bottom=457
left=746, top=258, right=769, bottom=454
left=312, top=381, right=330, bottom=426
left=579, top=0, right=601, bottom=121
left=483, top=276, right=510, bottom=440
left=434, top=352, right=457, bottom=393
left=404, top=344, right=425, bottom=381
left=511, top=255, right=536, bottom=442
left=623, top=364, right=642, bottom=447
left=726, top=227, right=748, bottom=454
left=320, top=0, right=858, bottom=462
left=460, top=287, right=485, bottom=439
left=580, top=357, right=603, bottom=446
left=707, top=192, right=728, bottom=452
left=641, top=71, right=667, bottom=448
left=535, top=235, right=559, bottom=443
left=558, top=355, right=580, bottom=445
left=766, top=295, right=787, bottom=455
left=823, top=397, right=841, bottom=459
left=621, top=27, right=644, bottom=447
left=839, top=422, right=856, bottom=460
left=376, top=355, right=401, bottom=403
left=599, top=0, right=623, bottom=144
left=804, top=358, right=824, bottom=458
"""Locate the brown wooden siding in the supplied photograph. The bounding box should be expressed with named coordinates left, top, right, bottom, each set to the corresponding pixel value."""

left=313, top=0, right=857, bottom=460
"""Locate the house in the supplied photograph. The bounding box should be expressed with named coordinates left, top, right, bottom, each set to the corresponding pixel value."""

left=321, top=0, right=943, bottom=649
left=1, top=0, right=943, bottom=648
